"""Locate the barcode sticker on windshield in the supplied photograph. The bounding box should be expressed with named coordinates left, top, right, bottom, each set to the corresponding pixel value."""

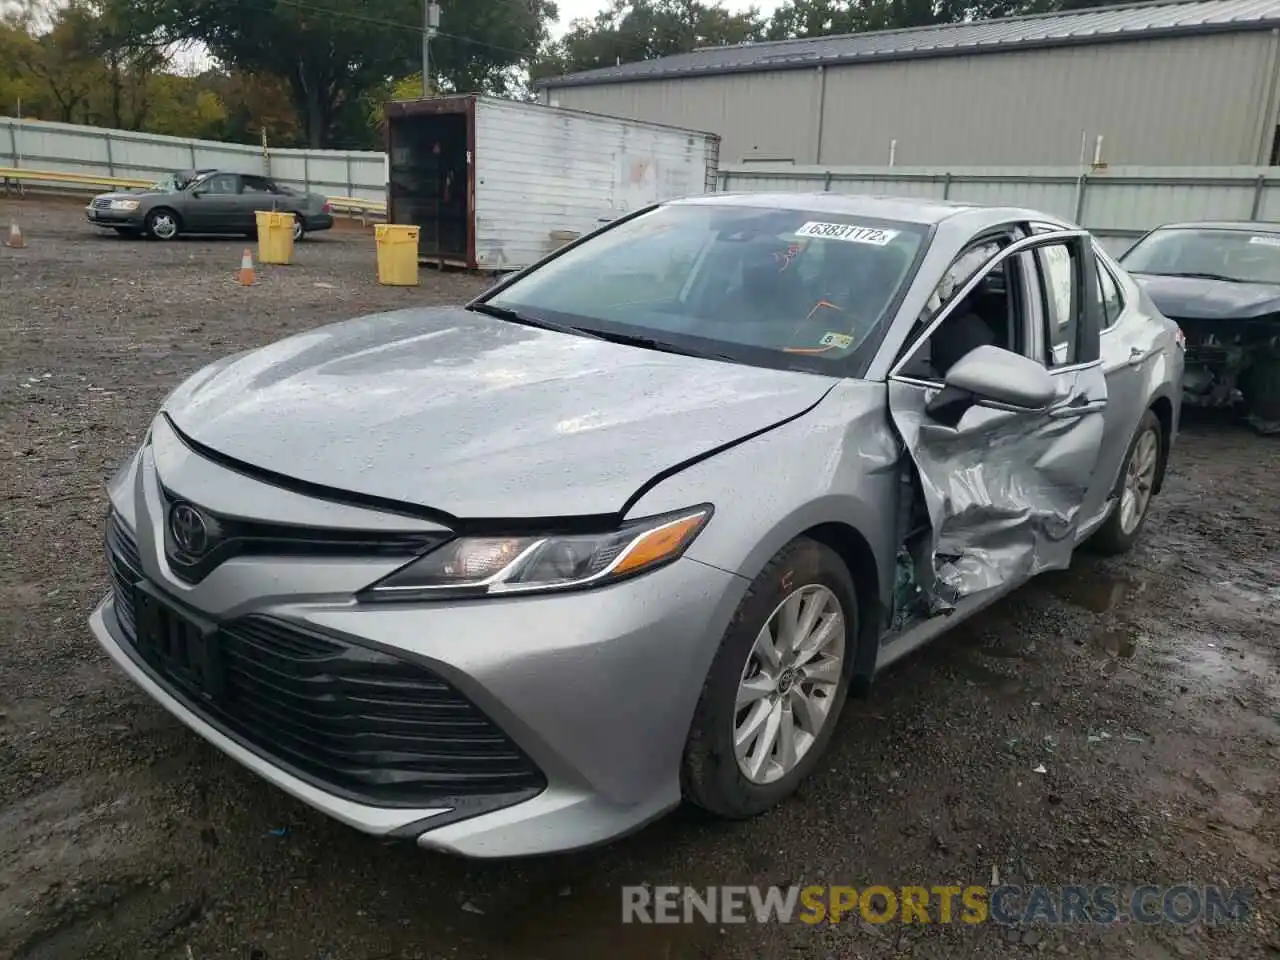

left=1249, top=235, right=1280, bottom=247
left=795, top=222, right=899, bottom=245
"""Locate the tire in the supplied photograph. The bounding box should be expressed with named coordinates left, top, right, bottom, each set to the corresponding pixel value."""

left=681, top=537, right=857, bottom=819
left=292, top=218, right=307, bottom=242
left=144, top=208, right=180, bottom=241
left=1090, top=409, right=1163, bottom=555
left=1242, top=357, right=1280, bottom=429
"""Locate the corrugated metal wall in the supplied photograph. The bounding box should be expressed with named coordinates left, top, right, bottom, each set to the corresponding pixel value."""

left=719, top=163, right=1280, bottom=255
left=548, top=32, right=1280, bottom=167
left=472, top=98, right=719, bottom=270
left=546, top=69, right=820, bottom=167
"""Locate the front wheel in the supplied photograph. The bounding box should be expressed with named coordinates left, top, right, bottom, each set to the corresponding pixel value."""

left=681, top=537, right=857, bottom=819
left=145, top=209, right=180, bottom=241
left=1090, top=409, right=1163, bottom=555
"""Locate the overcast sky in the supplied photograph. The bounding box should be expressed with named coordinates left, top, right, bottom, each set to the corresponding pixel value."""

left=552, top=0, right=788, bottom=34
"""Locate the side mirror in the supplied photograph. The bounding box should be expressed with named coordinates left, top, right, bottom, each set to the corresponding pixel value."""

left=190, top=190, right=204, bottom=199
left=943, top=345, right=1056, bottom=411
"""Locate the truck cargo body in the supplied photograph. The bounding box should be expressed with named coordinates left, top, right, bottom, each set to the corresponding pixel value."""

left=384, top=94, right=721, bottom=270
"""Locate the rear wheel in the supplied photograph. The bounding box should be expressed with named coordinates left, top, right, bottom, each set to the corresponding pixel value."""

left=292, top=217, right=307, bottom=242
left=681, top=537, right=856, bottom=818
left=1090, top=409, right=1162, bottom=555
left=145, top=208, right=180, bottom=241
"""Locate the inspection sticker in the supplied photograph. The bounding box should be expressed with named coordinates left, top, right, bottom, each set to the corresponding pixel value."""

left=819, top=332, right=855, bottom=348
left=795, top=222, right=899, bottom=245
left=1249, top=235, right=1280, bottom=247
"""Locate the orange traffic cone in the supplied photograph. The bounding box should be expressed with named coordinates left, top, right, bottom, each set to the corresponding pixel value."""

left=4, top=221, right=25, bottom=249
left=237, top=247, right=255, bottom=285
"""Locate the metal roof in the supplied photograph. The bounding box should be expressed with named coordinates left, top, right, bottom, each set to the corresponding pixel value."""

left=538, top=0, right=1280, bottom=89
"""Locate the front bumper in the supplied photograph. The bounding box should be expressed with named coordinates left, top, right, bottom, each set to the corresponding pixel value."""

left=85, top=205, right=144, bottom=229
left=90, top=434, right=747, bottom=857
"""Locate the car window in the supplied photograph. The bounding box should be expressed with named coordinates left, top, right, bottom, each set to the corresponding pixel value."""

left=1034, top=242, right=1079, bottom=367
left=487, top=204, right=929, bottom=373
left=897, top=243, right=1030, bottom=381
left=241, top=176, right=276, bottom=194
left=196, top=174, right=239, bottom=195
left=1120, top=227, right=1280, bottom=284
left=1097, top=259, right=1124, bottom=328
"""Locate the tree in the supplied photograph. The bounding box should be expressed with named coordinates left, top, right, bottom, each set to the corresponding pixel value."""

left=3, top=2, right=101, bottom=123
left=119, top=0, right=560, bottom=148
left=544, top=0, right=767, bottom=77
left=89, top=1, right=169, bottom=130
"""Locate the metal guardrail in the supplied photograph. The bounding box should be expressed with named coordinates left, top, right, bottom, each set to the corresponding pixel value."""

left=0, top=166, right=386, bottom=220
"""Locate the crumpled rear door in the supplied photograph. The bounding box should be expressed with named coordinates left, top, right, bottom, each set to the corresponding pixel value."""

left=888, top=229, right=1109, bottom=613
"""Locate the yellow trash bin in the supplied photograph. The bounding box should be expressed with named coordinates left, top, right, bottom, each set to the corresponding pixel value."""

left=376, top=224, right=420, bottom=286
left=255, top=210, right=295, bottom=265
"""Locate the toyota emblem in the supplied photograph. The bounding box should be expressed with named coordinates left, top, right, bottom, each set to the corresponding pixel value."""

left=169, top=502, right=210, bottom=556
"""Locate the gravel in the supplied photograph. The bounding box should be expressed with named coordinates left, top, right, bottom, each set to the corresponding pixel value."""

left=1, top=200, right=1278, bottom=960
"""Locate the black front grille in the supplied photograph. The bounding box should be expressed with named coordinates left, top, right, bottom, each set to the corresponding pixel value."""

left=104, top=514, right=545, bottom=807
left=157, top=486, right=446, bottom=586
left=106, top=513, right=142, bottom=639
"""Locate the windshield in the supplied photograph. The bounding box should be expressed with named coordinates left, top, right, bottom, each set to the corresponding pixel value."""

left=485, top=203, right=929, bottom=373
left=1121, top=228, right=1280, bottom=284
left=149, top=173, right=182, bottom=192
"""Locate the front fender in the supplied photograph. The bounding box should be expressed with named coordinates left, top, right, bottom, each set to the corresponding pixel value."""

left=624, top=379, right=902, bottom=616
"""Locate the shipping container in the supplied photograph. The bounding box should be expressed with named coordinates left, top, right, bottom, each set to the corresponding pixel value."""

left=383, top=94, right=721, bottom=270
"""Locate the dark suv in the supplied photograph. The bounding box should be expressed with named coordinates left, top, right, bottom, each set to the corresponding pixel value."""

left=86, top=170, right=335, bottom=241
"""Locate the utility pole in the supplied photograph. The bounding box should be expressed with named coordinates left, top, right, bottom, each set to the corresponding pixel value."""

left=423, top=1, right=440, bottom=97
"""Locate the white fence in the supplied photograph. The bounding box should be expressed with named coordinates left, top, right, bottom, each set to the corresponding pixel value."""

left=720, top=164, right=1280, bottom=255
left=0, top=118, right=386, bottom=201
left=9, top=117, right=1280, bottom=247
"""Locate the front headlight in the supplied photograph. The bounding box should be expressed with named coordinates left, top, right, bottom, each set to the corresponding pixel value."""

left=109, top=199, right=139, bottom=211
left=361, top=505, right=713, bottom=601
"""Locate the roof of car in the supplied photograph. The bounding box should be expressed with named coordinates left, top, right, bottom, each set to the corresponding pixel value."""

left=1154, top=220, right=1280, bottom=232
left=671, top=192, right=1059, bottom=229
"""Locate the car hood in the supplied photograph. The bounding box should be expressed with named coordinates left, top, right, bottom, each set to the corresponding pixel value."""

left=1132, top=273, right=1280, bottom=320
left=93, top=189, right=162, bottom=200
left=161, top=306, right=837, bottom=519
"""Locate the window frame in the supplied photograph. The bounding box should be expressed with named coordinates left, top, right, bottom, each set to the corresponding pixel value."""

left=889, top=228, right=1095, bottom=384
left=1032, top=241, right=1081, bottom=368
left=1094, top=248, right=1126, bottom=332
left=240, top=174, right=279, bottom=195
left=1027, top=222, right=1104, bottom=368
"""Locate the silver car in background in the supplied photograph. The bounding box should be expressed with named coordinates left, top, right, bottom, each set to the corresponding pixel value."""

left=90, top=194, right=1184, bottom=858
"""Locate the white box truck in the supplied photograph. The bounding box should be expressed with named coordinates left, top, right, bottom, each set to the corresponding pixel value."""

left=383, top=94, right=721, bottom=271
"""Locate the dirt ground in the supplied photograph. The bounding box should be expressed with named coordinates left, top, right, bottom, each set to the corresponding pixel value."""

left=1, top=200, right=1278, bottom=960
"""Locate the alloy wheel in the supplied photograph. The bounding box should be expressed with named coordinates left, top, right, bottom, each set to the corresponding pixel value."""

left=1119, top=427, right=1159, bottom=534
left=149, top=213, right=177, bottom=240
left=733, top=584, right=846, bottom=785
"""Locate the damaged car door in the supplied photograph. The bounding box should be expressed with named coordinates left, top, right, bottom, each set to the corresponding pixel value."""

left=887, top=229, right=1109, bottom=614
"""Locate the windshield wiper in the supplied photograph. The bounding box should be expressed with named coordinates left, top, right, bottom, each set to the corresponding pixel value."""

left=583, top=328, right=741, bottom=363
left=1145, top=270, right=1243, bottom=283
left=466, top=302, right=606, bottom=339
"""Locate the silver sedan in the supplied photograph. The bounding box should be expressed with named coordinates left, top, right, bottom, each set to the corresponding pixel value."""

left=90, top=194, right=1184, bottom=857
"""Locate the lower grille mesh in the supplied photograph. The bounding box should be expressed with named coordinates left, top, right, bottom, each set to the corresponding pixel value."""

left=103, top=513, right=545, bottom=806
